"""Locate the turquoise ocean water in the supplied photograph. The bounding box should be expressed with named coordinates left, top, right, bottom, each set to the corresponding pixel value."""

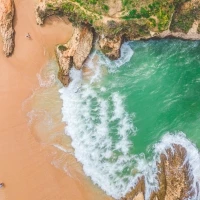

left=59, top=40, right=200, bottom=199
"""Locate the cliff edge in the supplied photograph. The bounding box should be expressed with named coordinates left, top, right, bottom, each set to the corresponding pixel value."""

left=56, top=26, right=93, bottom=86
left=36, top=0, right=200, bottom=59
left=0, top=0, right=15, bottom=56
left=35, top=0, right=200, bottom=86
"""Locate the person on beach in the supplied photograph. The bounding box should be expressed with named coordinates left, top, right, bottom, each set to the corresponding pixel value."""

left=26, top=33, right=31, bottom=39
left=0, top=183, right=4, bottom=188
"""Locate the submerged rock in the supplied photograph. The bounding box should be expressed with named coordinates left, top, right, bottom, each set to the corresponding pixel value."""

left=0, top=0, right=15, bottom=56
left=56, top=26, right=93, bottom=86
left=123, top=144, right=195, bottom=200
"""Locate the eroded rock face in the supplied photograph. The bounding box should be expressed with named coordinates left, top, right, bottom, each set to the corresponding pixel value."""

left=151, top=144, right=193, bottom=200
left=35, top=1, right=46, bottom=25
left=123, top=144, right=195, bottom=200
left=56, top=26, right=93, bottom=86
left=122, top=177, right=145, bottom=200
left=98, top=34, right=123, bottom=60
left=36, top=0, right=200, bottom=62
left=0, top=0, right=15, bottom=56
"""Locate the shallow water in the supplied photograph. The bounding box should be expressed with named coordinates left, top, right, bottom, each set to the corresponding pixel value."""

left=25, top=60, right=113, bottom=200
left=60, top=40, right=200, bottom=199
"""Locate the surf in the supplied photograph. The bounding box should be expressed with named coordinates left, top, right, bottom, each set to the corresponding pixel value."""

left=59, top=39, right=200, bottom=199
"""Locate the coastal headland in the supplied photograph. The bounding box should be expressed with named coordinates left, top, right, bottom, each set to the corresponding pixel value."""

left=35, top=0, right=200, bottom=86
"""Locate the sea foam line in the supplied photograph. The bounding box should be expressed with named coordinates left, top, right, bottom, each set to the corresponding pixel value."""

left=59, top=42, right=200, bottom=199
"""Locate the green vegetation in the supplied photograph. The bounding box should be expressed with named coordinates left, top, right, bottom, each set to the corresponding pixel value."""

left=67, top=0, right=110, bottom=15
left=58, top=45, right=67, bottom=52
left=198, top=24, right=200, bottom=34
left=122, top=1, right=175, bottom=31
left=149, top=18, right=156, bottom=28
left=43, top=0, right=199, bottom=40
left=170, top=5, right=200, bottom=33
left=47, top=3, right=53, bottom=7
left=121, top=0, right=198, bottom=32
left=101, top=46, right=113, bottom=54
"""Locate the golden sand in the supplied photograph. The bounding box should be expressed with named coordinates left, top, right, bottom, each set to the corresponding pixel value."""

left=0, top=0, right=112, bottom=199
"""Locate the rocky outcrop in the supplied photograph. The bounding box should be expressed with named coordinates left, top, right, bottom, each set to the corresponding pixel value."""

left=151, top=144, right=193, bottom=200
left=122, top=177, right=145, bottom=200
left=0, top=0, right=15, bottom=56
left=98, top=35, right=123, bottom=60
left=56, top=26, right=93, bottom=86
left=35, top=0, right=200, bottom=62
left=122, top=144, right=195, bottom=200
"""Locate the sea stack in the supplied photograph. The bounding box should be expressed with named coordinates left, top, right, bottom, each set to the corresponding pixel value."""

left=56, top=26, right=93, bottom=86
left=0, top=0, right=15, bottom=56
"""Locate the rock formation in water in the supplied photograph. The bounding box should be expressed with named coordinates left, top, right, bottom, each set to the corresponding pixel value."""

left=0, top=0, right=15, bottom=56
left=123, top=144, right=195, bottom=200
left=56, top=26, right=93, bottom=86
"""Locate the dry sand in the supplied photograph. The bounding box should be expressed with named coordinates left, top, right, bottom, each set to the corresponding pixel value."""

left=0, top=0, right=112, bottom=199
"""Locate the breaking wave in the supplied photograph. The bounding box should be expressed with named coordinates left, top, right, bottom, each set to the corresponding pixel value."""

left=59, top=41, right=200, bottom=199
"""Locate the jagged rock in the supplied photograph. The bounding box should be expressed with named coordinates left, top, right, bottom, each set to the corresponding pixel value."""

left=35, top=1, right=46, bottom=25
left=56, top=26, right=93, bottom=86
left=122, top=177, right=145, bottom=200
left=152, top=144, right=193, bottom=200
left=0, top=0, right=15, bottom=56
left=123, top=144, right=194, bottom=200
left=98, top=34, right=123, bottom=60
left=36, top=0, right=200, bottom=61
left=35, top=1, right=60, bottom=25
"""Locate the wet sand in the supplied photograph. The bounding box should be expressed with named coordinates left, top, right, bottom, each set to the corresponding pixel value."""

left=0, top=0, right=112, bottom=199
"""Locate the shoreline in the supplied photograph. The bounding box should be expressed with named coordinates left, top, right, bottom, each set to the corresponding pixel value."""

left=0, top=0, right=111, bottom=199
left=34, top=0, right=200, bottom=88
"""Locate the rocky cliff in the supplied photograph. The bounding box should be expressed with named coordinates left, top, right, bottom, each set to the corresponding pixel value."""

left=0, top=0, right=15, bottom=56
left=35, top=0, right=200, bottom=86
left=123, top=144, right=195, bottom=200
left=36, top=0, right=200, bottom=60
left=56, top=26, right=93, bottom=86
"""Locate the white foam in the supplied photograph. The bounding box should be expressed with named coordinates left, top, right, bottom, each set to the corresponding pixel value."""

left=83, top=42, right=134, bottom=84
left=37, top=73, right=55, bottom=88
left=99, top=42, right=134, bottom=72
left=53, top=144, right=74, bottom=155
left=59, top=43, right=200, bottom=199
left=151, top=132, right=200, bottom=200
left=60, top=64, right=138, bottom=198
left=36, top=60, right=59, bottom=88
left=27, top=109, right=53, bottom=127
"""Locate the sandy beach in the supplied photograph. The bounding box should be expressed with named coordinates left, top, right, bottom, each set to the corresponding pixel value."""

left=0, top=0, right=112, bottom=199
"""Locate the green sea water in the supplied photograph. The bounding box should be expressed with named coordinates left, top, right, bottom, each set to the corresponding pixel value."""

left=102, top=39, right=200, bottom=155
left=60, top=39, right=200, bottom=199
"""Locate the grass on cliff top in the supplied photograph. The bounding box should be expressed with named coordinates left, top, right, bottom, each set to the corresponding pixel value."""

left=122, top=0, right=175, bottom=31
left=46, top=0, right=109, bottom=25
left=45, top=0, right=199, bottom=37
left=170, top=4, right=200, bottom=33
left=121, top=0, right=197, bottom=32
left=198, top=24, right=200, bottom=34
left=73, top=0, right=109, bottom=14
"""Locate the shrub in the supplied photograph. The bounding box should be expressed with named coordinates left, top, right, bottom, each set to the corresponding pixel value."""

left=58, top=45, right=67, bottom=52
